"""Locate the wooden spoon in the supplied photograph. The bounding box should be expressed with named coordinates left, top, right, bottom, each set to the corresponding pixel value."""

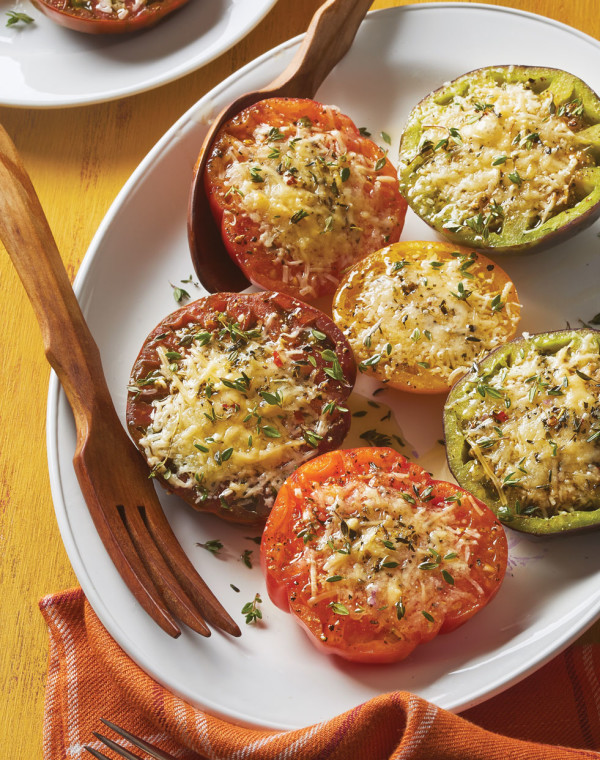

left=188, top=0, right=373, bottom=294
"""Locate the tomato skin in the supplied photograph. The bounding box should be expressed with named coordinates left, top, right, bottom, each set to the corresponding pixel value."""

left=205, top=98, right=407, bottom=301
left=31, top=0, right=189, bottom=34
left=261, top=447, right=508, bottom=664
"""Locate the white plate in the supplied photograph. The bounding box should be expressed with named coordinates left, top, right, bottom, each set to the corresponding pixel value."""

left=47, top=3, right=600, bottom=730
left=0, top=0, right=276, bottom=107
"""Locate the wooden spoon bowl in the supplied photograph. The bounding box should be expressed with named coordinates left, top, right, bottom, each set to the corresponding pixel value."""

left=187, top=0, right=373, bottom=294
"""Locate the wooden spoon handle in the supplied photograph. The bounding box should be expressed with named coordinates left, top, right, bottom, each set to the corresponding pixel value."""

left=0, top=124, right=109, bottom=431
left=264, top=0, right=373, bottom=98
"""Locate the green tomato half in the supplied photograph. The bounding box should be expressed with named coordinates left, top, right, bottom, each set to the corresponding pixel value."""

left=398, top=66, right=600, bottom=253
left=444, top=329, right=600, bottom=535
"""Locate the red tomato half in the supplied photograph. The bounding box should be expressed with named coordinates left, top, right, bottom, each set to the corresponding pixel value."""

left=31, top=0, right=189, bottom=34
left=261, top=447, right=507, bottom=663
left=126, top=292, right=356, bottom=524
left=205, top=98, right=407, bottom=301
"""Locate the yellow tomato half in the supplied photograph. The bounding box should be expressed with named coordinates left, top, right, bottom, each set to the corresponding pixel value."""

left=332, top=240, right=521, bottom=394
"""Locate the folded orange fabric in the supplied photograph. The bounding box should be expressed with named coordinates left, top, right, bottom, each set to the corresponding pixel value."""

left=40, top=588, right=600, bottom=760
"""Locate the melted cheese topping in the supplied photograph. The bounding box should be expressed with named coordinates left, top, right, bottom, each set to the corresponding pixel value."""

left=335, top=246, right=520, bottom=387
left=136, top=318, right=344, bottom=509
left=401, top=78, right=593, bottom=237
left=216, top=108, right=399, bottom=298
left=296, top=471, right=486, bottom=620
left=93, top=0, right=146, bottom=17
left=456, top=332, right=600, bottom=515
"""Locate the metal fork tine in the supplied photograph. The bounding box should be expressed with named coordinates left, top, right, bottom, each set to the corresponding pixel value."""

left=93, top=732, right=148, bottom=760
left=100, top=720, right=182, bottom=760
left=92, top=731, right=152, bottom=760
left=84, top=744, right=113, bottom=760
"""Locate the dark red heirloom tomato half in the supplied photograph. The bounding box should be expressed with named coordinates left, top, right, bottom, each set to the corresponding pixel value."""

left=30, top=0, right=189, bottom=34
left=204, top=97, right=407, bottom=301
left=261, top=447, right=508, bottom=663
left=126, top=292, right=356, bottom=525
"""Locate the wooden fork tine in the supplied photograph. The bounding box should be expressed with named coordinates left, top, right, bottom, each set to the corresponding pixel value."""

left=120, top=502, right=211, bottom=637
left=141, top=502, right=241, bottom=637
left=104, top=426, right=239, bottom=637
left=74, top=453, right=182, bottom=639
left=75, top=373, right=236, bottom=639
left=100, top=719, right=186, bottom=760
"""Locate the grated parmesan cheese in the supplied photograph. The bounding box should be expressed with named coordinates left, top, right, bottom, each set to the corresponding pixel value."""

left=92, top=0, right=146, bottom=15
left=295, top=470, right=489, bottom=619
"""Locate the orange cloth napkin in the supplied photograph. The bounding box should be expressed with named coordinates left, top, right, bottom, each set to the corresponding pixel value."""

left=40, top=588, right=600, bottom=760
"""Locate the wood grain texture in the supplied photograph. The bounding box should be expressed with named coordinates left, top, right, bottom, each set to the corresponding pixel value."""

left=0, top=2, right=598, bottom=758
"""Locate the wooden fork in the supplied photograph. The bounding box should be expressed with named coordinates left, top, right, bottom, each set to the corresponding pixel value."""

left=0, top=124, right=240, bottom=640
left=86, top=719, right=206, bottom=760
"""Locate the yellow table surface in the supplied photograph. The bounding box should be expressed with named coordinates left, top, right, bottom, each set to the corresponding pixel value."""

left=1, top=1, right=599, bottom=757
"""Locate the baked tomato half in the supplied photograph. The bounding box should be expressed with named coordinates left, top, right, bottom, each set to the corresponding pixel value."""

left=126, top=292, right=355, bottom=525
left=261, top=447, right=507, bottom=663
left=332, top=241, right=521, bottom=393
left=204, top=98, right=407, bottom=301
left=398, top=66, right=600, bottom=253
left=30, top=0, right=189, bottom=34
left=444, top=329, right=600, bottom=535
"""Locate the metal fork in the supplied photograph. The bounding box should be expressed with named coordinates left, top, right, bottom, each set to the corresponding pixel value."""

left=86, top=719, right=206, bottom=760
left=0, top=124, right=240, bottom=639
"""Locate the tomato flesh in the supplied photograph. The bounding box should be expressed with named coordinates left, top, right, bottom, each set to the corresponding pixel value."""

left=261, top=447, right=508, bottom=663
